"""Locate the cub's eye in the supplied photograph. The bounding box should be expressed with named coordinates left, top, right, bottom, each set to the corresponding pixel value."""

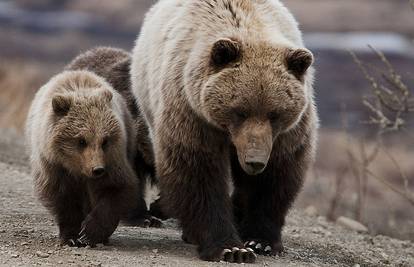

left=102, top=138, right=109, bottom=149
left=268, top=112, right=279, bottom=123
left=78, top=138, right=87, bottom=148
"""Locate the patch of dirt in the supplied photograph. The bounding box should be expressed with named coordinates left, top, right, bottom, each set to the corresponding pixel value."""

left=0, top=131, right=413, bottom=267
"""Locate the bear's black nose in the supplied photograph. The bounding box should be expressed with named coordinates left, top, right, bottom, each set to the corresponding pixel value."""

left=246, top=161, right=266, bottom=172
left=92, top=166, right=105, bottom=177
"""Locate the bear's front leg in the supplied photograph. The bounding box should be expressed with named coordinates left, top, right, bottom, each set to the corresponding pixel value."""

left=232, top=144, right=309, bottom=256
left=157, top=138, right=256, bottom=263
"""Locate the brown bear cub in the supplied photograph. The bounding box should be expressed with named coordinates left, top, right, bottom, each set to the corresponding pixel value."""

left=131, top=0, right=318, bottom=263
left=26, top=70, right=141, bottom=246
left=65, top=47, right=167, bottom=224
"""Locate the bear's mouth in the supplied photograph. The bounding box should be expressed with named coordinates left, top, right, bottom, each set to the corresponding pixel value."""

left=238, top=149, right=270, bottom=176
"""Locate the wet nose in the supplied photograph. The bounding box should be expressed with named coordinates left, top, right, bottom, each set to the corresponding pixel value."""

left=245, top=161, right=266, bottom=172
left=92, top=166, right=105, bottom=177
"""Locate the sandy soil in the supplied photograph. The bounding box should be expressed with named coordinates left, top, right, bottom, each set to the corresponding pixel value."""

left=0, top=130, right=413, bottom=267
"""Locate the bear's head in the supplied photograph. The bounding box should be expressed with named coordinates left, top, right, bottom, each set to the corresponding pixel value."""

left=50, top=84, right=126, bottom=178
left=199, top=38, right=313, bottom=175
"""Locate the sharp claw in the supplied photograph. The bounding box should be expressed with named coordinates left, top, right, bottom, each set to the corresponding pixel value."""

left=255, top=243, right=262, bottom=249
left=231, top=247, right=240, bottom=252
left=78, top=235, right=89, bottom=244
left=264, top=245, right=272, bottom=252
left=79, top=228, right=85, bottom=236
left=248, top=241, right=256, bottom=246
left=246, top=247, right=254, bottom=253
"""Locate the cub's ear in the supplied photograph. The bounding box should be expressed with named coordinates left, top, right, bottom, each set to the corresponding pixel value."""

left=101, top=89, right=113, bottom=103
left=285, top=48, right=313, bottom=80
left=52, top=94, right=72, bottom=116
left=211, top=38, right=241, bottom=67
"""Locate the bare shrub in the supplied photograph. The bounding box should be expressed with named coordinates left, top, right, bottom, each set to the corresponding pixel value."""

left=347, top=47, right=414, bottom=224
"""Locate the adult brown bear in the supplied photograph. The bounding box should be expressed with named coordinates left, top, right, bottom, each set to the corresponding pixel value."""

left=131, top=0, right=318, bottom=263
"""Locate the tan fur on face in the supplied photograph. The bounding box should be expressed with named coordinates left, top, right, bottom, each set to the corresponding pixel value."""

left=230, top=118, right=273, bottom=175
left=26, top=70, right=131, bottom=178
left=50, top=89, right=123, bottom=177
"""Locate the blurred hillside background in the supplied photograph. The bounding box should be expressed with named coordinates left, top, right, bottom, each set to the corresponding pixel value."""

left=0, top=0, right=413, bottom=241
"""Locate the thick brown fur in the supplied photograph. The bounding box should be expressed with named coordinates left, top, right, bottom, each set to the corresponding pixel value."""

left=65, top=47, right=167, bottom=224
left=131, top=0, right=318, bottom=263
left=26, top=70, right=141, bottom=246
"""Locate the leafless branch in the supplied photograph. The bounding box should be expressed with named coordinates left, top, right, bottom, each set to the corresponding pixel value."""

left=350, top=47, right=414, bottom=133
left=346, top=46, right=414, bottom=220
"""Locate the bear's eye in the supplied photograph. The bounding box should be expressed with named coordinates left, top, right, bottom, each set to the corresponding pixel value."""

left=78, top=138, right=87, bottom=148
left=102, top=138, right=109, bottom=150
left=233, top=109, right=248, bottom=122
left=268, top=112, right=279, bottom=124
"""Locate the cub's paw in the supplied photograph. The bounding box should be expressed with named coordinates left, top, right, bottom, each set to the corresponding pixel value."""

left=76, top=216, right=114, bottom=247
left=60, top=237, right=86, bottom=248
left=199, top=246, right=256, bottom=263
left=245, top=240, right=284, bottom=256
left=67, top=238, right=87, bottom=248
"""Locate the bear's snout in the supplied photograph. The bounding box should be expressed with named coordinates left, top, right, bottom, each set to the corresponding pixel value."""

left=244, top=149, right=269, bottom=175
left=230, top=118, right=273, bottom=176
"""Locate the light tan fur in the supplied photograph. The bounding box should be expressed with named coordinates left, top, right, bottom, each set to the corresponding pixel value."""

left=26, top=70, right=140, bottom=246
left=131, top=0, right=318, bottom=262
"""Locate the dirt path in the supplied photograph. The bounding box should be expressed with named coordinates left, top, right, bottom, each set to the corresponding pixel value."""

left=0, top=129, right=413, bottom=267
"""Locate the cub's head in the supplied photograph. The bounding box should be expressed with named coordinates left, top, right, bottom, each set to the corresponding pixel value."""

left=50, top=73, right=125, bottom=178
left=201, top=38, right=313, bottom=175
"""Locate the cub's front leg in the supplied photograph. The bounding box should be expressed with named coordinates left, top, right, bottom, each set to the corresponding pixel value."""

left=35, top=169, right=85, bottom=247
left=77, top=194, right=120, bottom=247
left=77, top=172, right=139, bottom=246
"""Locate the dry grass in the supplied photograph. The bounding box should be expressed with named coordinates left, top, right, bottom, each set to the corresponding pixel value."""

left=298, top=130, right=414, bottom=240
left=0, top=62, right=50, bottom=131
left=297, top=44, right=414, bottom=241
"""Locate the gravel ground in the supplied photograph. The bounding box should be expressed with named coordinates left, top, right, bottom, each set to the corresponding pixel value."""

left=0, top=130, right=413, bottom=267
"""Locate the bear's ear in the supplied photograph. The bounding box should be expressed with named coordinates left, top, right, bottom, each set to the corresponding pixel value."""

left=52, top=94, right=72, bottom=116
left=285, top=48, right=313, bottom=80
left=101, top=89, right=113, bottom=103
left=210, top=38, right=241, bottom=67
